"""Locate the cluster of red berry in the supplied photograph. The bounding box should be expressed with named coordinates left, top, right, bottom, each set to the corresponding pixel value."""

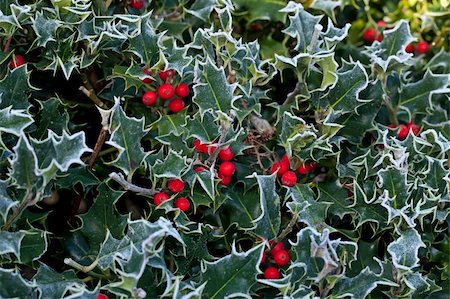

left=8, top=54, right=25, bottom=69
left=153, top=178, right=191, bottom=211
left=388, top=121, right=421, bottom=140
left=260, top=240, right=290, bottom=279
left=363, top=21, right=430, bottom=55
left=129, top=0, right=145, bottom=9
left=271, top=154, right=316, bottom=188
left=141, top=68, right=190, bottom=114
left=194, top=140, right=236, bottom=186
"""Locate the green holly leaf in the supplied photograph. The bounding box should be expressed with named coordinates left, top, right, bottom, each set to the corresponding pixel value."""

left=10, top=134, right=40, bottom=190
left=387, top=228, right=425, bottom=270
left=219, top=187, right=261, bottom=230
left=185, top=0, right=216, bottom=21
left=152, top=150, right=188, bottom=178
left=19, top=228, right=48, bottom=264
left=194, top=167, right=215, bottom=200
left=78, top=184, right=127, bottom=253
left=0, top=65, right=34, bottom=110
left=422, top=158, right=447, bottom=194
left=316, top=53, right=338, bottom=91
left=34, top=98, right=70, bottom=139
left=164, top=40, right=193, bottom=76
left=192, top=58, right=239, bottom=117
left=0, top=105, right=33, bottom=136
left=184, top=111, right=220, bottom=143
left=33, top=263, right=83, bottom=299
left=281, top=2, right=322, bottom=53
left=364, top=20, right=415, bottom=71
left=309, top=0, right=340, bottom=23
left=0, top=180, right=17, bottom=223
left=398, top=71, right=450, bottom=115
left=251, top=174, right=281, bottom=240
left=425, top=49, right=450, bottom=74
left=332, top=267, right=397, bottom=298
left=279, top=112, right=317, bottom=157
left=107, top=102, right=150, bottom=177
left=97, top=218, right=184, bottom=270
left=127, top=17, right=164, bottom=66
left=32, top=130, right=90, bottom=186
left=287, top=184, right=333, bottom=232
left=0, top=230, right=25, bottom=260
left=200, top=243, right=264, bottom=299
left=378, top=167, right=411, bottom=209
left=153, top=110, right=187, bottom=137
left=0, top=269, right=34, bottom=299
left=317, top=180, right=355, bottom=219
left=233, top=0, right=286, bottom=23
left=31, top=11, right=62, bottom=47
left=322, top=61, right=368, bottom=114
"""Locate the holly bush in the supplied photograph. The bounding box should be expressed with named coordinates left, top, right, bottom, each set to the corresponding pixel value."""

left=0, top=0, right=449, bottom=298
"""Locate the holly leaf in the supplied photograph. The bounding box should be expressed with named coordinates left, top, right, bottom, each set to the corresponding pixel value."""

left=251, top=174, right=281, bottom=240
left=152, top=150, right=188, bottom=178
left=19, top=229, right=48, bottom=264
left=192, top=58, right=239, bottom=117
left=219, top=188, right=261, bottom=230
left=31, top=11, right=62, bottom=47
left=0, top=180, right=17, bottom=223
left=164, top=40, right=193, bottom=76
left=378, top=167, right=411, bottom=209
left=364, top=20, right=415, bottom=71
left=233, top=0, right=286, bottom=23
left=128, top=17, right=164, bottom=65
left=317, top=180, right=355, bottom=219
left=0, top=65, right=34, bottom=110
left=387, top=228, right=425, bottom=270
left=185, top=0, right=217, bottom=21
left=322, top=61, right=368, bottom=114
left=281, top=2, right=322, bottom=53
left=279, top=112, right=317, bottom=157
left=184, top=111, right=220, bottom=143
left=200, top=243, right=264, bottom=299
left=0, top=105, right=33, bottom=137
left=332, top=267, right=397, bottom=298
left=9, top=134, right=40, bottom=190
left=97, top=218, right=184, bottom=270
left=32, top=130, right=90, bottom=186
left=107, top=102, right=150, bottom=177
left=33, top=263, right=83, bottom=299
left=0, top=230, right=25, bottom=260
left=398, top=71, right=450, bottom=115
left=0, top=269, right=34, bottom=299
left=78, top=183, right=127, bottom=252
left=34, top=98, right=70, bottom=139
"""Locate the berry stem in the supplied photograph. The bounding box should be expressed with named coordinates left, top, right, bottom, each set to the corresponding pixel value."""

left=109, top=172, right=160, bottom=195
left=88, top=127, right=108, bottom=169
left=270, top=213, right=299, bottom=250
left=79, top=86, right=105, bottom=108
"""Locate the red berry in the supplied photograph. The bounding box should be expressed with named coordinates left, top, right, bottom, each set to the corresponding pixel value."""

left=405, top=43, right=415, bottom=53
left=271, top=161, right=288, bottom=178
left=175, top=83, right=190, bottom=98
left=407, top=122, right=420, bottom=136
left=376, top=34, right=383, bottom=42
left=281, top=154, right=290, bottom=168
left=158, top=84, right=175, bottom=100
left=154, top=192, right=169, bottom=206
left=218, top=162, right=236, bottom=177
left=168, top=178, right=184, bottom=193
left=270, top=242, right=284, bottom=256
left=397, top=124, right=409, bottom=140
left=142, top=67, right=153, bottom=83
left=9, top=54, right=25, bottom=69
left=159, top=69, right=175, bottom=81
left=218, top=146, right=234, bottom=161
left=218, top=174, right=232, bottom=186
left=297, top=163, right=309, bottom=175
left=307, top=162, right=317, bottom=172
left=274, top=249, right=290, bottom=266
left=363, top=28, right=377, bottom=42
left=142, top=91, right=157, bottom=106
left=97, top=294, right=108, bottom=299
left=388, top=124, right=397, bottom=129
left=264, top=267, right=280, bottom=279
left=417, top=41, right=429, bottom=54
left=174, top=197, right=190, bottom=211
left=281, top=171, right=297, bottom=187
left=194, top=139, right=206, bottom=153
left=168, top=98, right=184, bottom=113
left=195, top=166, right=207, bottom=172
left=130, top=0, right=144, bottom=9
left=376, top=20, right=387, bottom=27
left=206, top=142, right=218, bottom=155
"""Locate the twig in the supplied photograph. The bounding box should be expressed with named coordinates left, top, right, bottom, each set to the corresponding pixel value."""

left=79, top=86, right=105, bottom=108
left=88, top=128, right=108, bottom=169
left=109, top=172, right=160, bottom=195
left=226, top=63, right=236, bottom=84
left=283, top=82, right=303, bottom=105
left=2, top=191, right=40, bottom=231
left=3, top=36, right=12, bottom=52
left=271, top=213, right=299, bottom=247
left=64, top=258, right=98, bottom=273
